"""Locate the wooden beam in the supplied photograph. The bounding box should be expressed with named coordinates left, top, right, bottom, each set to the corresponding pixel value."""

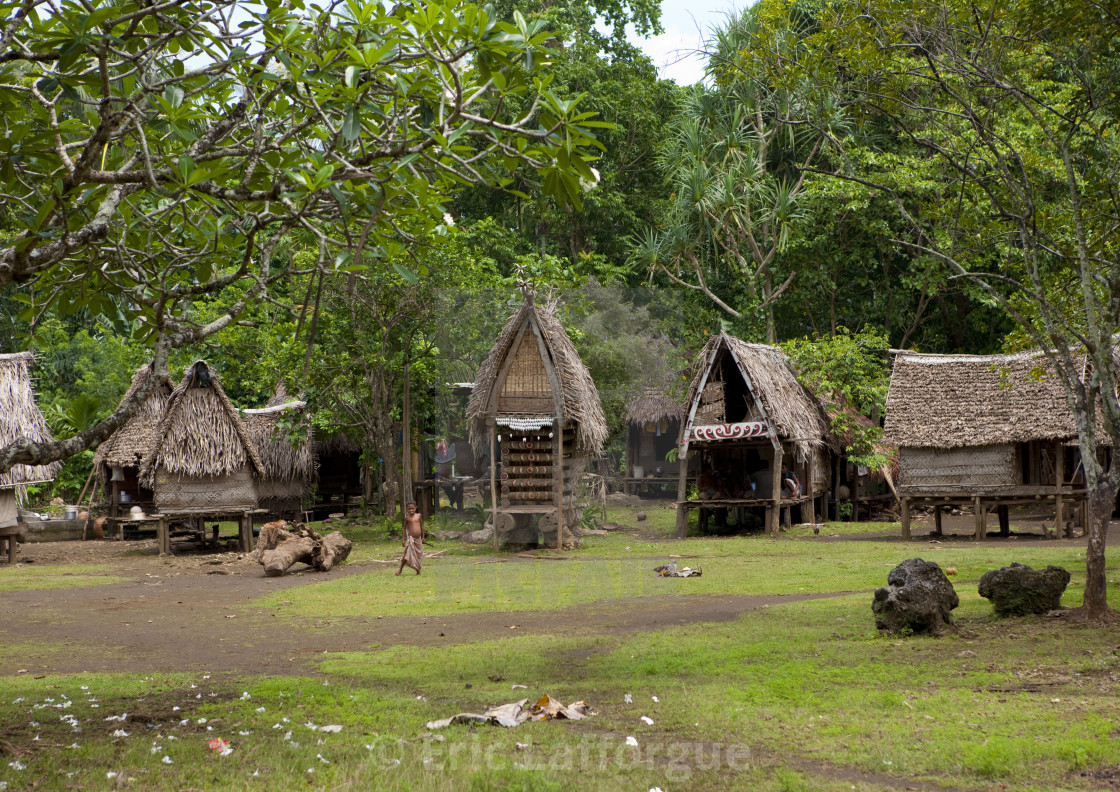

left=490, top=422, right=499, bottom=553
left=769, top=445, right=783, bottom=536
left=901, top=497, right=911, bottom=540
left=974, top=496, right=985, bottom=540
left=675, top=448, right=690, bottom=538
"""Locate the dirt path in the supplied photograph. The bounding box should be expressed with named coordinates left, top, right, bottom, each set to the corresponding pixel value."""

left=0, top=541, right=849, bottom=676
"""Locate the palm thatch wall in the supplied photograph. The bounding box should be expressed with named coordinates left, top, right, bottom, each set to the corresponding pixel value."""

left=141, top=361, right=263, bottom=512
left=0, top=352, right=60, bottom=488
left=884, top=350, right=1082, bottom=450
left=243, top=400, right=314, bottom=503
left=681, top=334, right=831, bottom=456
left=468, top=298, right=607, bottom=456
left=94, top=364, right=172, bottom=471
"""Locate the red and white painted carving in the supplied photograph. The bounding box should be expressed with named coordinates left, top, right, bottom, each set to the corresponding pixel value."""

left=691, top=421, right=768, bottom=441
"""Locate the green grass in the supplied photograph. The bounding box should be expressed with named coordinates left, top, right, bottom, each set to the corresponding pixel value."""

left=0, top=563, right=125, bottom=591
left=253, top=521, right=1114, bottom=619
left=1, top=508, right=1119, bottom=790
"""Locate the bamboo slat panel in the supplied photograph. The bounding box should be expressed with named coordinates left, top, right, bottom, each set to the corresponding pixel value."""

left=499, top=333, right=551, bottom=398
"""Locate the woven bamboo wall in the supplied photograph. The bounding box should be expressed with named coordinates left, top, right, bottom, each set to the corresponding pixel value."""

left=899, top=444, right=1016, bottom=490
left=154, top=465, right=258, bottom=513
left=696, top=380, right=725, bottom=424
left=500, top=334, right=551, bottom=397
left=812, top=447, right=830, bottom=496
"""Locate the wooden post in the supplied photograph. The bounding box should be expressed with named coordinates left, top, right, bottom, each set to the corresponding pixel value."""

left=901, top=497, right=911, bottom=539
left=239, top=512, right=253, bottom=552
left=998, top=505, right=1010, bottom=536
left=401, top=363, right=412, bottom=518
left=769, top=445, right=783, bottom=536
left=158, top=516, right=169, bottom=556
left=555, top=423, right=564, bottom=552
left=973, top=496, right=985, bottom=539
left=675, top=448, right=689, bottom=538
left=490, top=422, right=499, bottom=553
left=1054, top=443, right=1064, bottom=538
left=933, top=505, right=943, bottom=536
left=832, top=456, right=841, bottom=521
left=805, top=456, right=816, bottom=527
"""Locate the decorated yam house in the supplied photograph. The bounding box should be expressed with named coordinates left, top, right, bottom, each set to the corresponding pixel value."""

left=0, top=352, right=60, bottom=561
left=467, top=292, right=606, bottom=551
left=675, top=333, right=832, bottom=536
left=884, top=350, right=1099, bottom=539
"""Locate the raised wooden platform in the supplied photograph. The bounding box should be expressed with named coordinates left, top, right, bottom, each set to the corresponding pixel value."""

left=899, top=489, right=1088, bottom=540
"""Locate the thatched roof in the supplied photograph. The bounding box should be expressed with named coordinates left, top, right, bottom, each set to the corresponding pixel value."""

left=94, top=364, right=172, bottom=469
left=266, top=382, right=292, bottom=408
left=140, top=360, right=264, bottom=486
left=243, top=401, right=315, bottom=487
left=0, top=352, right=60, bottom=488
left=681, top=333, right=831, bottom=449
left=624, top=387, right=683, bottom=426
left=467, top=297, right=607, bottom=455
left=884, top=350, right=1085, bottom=449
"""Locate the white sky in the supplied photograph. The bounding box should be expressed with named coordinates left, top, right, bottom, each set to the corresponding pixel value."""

left=631, top=0, right=750, bottom=85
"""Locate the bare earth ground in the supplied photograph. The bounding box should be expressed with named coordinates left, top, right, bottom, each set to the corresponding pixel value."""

left=0, top=540, right=849, bottom=676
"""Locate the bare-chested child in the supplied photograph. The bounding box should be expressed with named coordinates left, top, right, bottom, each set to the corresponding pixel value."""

left=396, top=501, right=425, bottom=576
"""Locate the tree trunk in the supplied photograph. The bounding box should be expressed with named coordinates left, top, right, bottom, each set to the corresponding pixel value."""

left=400, top=362, right=412, bottom=516
left=1083, top=480, right=1112, bottom=619
left=253, top=521, right=353, bottom=577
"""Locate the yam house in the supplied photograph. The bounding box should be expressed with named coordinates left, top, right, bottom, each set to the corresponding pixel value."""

left=675, top=333, right=832, bottom=536
left=622, top=388, right=682, bottom=494
left=140, top=360, right=264, bottom=553
left=242, top=394, right=314, bottom=520
left=94, top=363, right=172, bottom=527
left=0, top=352, right=59, bottom=560
left=884, top=350, right=1095, bottom=539
left=467, top=293, right=606, bottom=551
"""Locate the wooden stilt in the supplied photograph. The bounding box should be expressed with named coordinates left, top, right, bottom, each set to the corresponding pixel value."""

left=974, top=496, right=984, bottom=540
left=158, top=516, right=170, bottom=556
left=901, top=497, right=911, bottom=540
left=555, top=425, right=564, bottom=552
left=933, top=504, right=942, bottom=536
left=490, top=423, right=499, bottom=553
left=1055, top=444, right=1064, bottom=538
left=675, top=449, right=689, bottom=538
left=998, top=505, right=1010, bottom=536
left=805, top=456, right=816, bottom=527
left=239, top=512, right=253, bottom=552
left=769, top=445, right=783, bottom=536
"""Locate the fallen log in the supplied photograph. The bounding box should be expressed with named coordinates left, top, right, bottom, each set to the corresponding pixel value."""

left=252, top=520, right=353, bottom=577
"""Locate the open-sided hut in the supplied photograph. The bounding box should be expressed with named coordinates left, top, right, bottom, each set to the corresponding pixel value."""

left=468, top=294, right=607, bottom=550
left=675, top=333, right=832, bottom=536
left=623, top=388, right=682, bottom=493
left=140, top=360, right=264, bottom=522
left=243, top=396, right=314, bottom=520
left=311, top=433, right=363, bottom=517
left=884, top=350, right=1093, bottom=539
left=0, top=352, right=60, bottom=531
left=94, top=364, right=172, bottom=520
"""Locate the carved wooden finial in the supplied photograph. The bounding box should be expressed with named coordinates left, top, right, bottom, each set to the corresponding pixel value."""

left=514, top=263, right=535, bottom=304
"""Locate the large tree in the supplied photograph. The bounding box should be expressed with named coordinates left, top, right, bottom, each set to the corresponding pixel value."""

left=760, top=0, right=1120, bottom=618
left=0, top=0, right=607, bottom=470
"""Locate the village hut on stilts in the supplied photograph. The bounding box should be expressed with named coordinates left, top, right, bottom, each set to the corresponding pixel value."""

left=93, top=363, right=173, bottom=530
left=885, top=350, right=1097, bottom=540
left=467, top=290, right=607, bottom=551
left=0, top=352, right=60, bottom=562
left=622, top=388, right=683, bottom=495
left=242, top=387, right=314, bottom=521
left=140, top=360, right=265, bottom=554
left=675, top=333, right=832, bottom=537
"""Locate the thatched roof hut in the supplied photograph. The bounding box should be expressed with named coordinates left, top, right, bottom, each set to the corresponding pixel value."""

left=680, top=333, right=830, bottom=456
left=243, top=399, right=314, bottom=514
left=884, top=350, right=1081, bottom=449
left=0, top=352, right=60, bottom=489
left=624, top=387, right=684, bottom=481
left=94, top=364, right=172, bottom=472
left=467, top=297, right=607, bottom=456
left=141, top=360, right=263, bottom=513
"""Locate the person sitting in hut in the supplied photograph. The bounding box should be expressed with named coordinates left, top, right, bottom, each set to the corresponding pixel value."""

left=396, top=501, right=426, bottom=576
left=781, top=463, right=801, bottom=499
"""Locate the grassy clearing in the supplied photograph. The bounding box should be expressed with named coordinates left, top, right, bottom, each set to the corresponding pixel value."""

left=254, top=519, right=1113, bottom=619
left=0, top=563, right=124, bottom=591
left=2, top=587, right=1119, bottom=791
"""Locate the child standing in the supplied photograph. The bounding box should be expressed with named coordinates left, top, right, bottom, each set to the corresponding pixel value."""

left=396, top=501, right=425, bottom=575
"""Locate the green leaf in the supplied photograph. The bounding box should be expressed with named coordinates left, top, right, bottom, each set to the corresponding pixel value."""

left=342, top=106, right=361, bottom=142
left=165, top=84, right=185, bottom=108
left=392, top=262, right=419, bottom=284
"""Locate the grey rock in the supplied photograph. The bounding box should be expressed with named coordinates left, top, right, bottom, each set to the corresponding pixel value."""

left=872, top=558, right=959, bottom=634
left=462, top=526, right=494, bottom=544
left=978, top=562, right=1070, bottom=616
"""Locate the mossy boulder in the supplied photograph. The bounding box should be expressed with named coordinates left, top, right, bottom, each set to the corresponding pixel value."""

left=978, top=562, right=1070, bottom=616
left=872, top=558, right=959, bottom=635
